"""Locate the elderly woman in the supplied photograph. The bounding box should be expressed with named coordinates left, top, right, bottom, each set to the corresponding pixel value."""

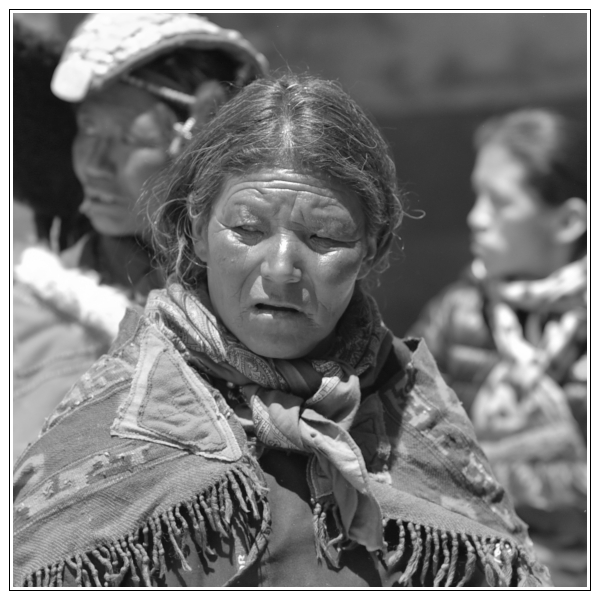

left=409, top=109, right=587, bottom=586
left=12, top=13, right=268, bottom=460
left=14, top=76, right=552, bottom=587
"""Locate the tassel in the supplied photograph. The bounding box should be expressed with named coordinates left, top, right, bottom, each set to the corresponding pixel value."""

left=153, top=516, right=168, bottom=577
left=456, top=534, right=477, bottom=587
left=228, top=471, right=250, bottom=514
left=312, top=502, right=325, bottom=564
left=91, top=547, right=114, bottom=584
left=56, top=561, right=64, bottom=586
left=211, top=485, right=229, bottom=537
left=445, top=532, right=459, bottom=587
left=237, top=467, right=262, bottom=520
left=222, top=482, right=234, bottom=525
left=48, top=564, right=58, bottom=587
left=163, top=511, right=192, bottom=572
left=199, top=495, right=218, bottom=533
left=82, top=553, right=102, bottom=587
left=433, top=532, right=450, bottom=586
left=186, top=500, right=200, bottom=530
left=420, top=526, right=433, bottom=586
left=166, top=507, right=182, bottom=537
left=107, top=541, right=132, bottom=586
left=387, top=521, right=406, bottom=567
left=397, top=522, right=422, bottom=586
left=78, top=555, right=91, bottom=587
left=193, top=499, right=214, bottom=557
left=431, top=528, right=441, bottom=581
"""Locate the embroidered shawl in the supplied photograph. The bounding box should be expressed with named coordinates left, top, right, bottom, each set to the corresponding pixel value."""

left=13, top=284, right=552, bottom=587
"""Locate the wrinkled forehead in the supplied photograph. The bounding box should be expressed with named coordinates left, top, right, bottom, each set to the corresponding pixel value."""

left=216, top=170, right=365, bottom=220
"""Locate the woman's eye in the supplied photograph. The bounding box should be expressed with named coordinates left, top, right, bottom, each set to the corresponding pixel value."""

left=122, top=133, right=163, bottom=148
left=77, top=120, right=99, bottom=136
left=310, top=235, right=339, bottom=249
left=233, top=226, right=263, bottom=242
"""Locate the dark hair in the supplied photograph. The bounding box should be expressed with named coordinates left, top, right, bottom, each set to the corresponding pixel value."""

left=13, top=21, right=90, bottom=248
left=152, top=74, right=405, bottom=289
left=474, top=108, right=587, bottom=208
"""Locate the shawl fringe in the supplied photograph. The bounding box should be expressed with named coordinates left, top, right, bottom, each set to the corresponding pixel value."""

left=379, top=519, right=548, bottom=587
left=311, top=502, right=549, bottom=587
left=21, top=463, right=271, bottom=587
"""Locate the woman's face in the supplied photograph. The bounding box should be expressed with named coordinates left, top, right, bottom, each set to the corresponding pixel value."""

left=468, top=143, right=563, bottom=280
left=193, top=169, right=374, bottom=359
left=72, top=83, right=177, bottom=238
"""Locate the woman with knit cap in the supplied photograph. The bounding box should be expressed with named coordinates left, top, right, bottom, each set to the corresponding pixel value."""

left=13, top=13, right=268, bottom=461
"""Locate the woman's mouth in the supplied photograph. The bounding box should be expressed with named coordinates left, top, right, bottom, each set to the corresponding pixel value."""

left=84, top=191, right=119, bottom=205
left=255, top=303, right=300, bottom=314
left=252, top=303, right=305, bottom=319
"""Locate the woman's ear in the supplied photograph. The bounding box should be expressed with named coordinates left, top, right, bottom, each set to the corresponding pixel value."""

left=554, top=197, right=587, bottom=246
left=191, top=216, right=209, bottom=264
left=191, top=81, right=228, bottom=128
left=357, top=239, right=377, bottom=280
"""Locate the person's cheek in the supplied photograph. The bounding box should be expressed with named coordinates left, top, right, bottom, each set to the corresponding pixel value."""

left=121, top=148, right=169, bottom=201
left=71, top=136, right=90, bottom=183
left=313, top=249, right=363, bottom=318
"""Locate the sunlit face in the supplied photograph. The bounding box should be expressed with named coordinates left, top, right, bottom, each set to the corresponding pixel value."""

left=468, top=143, right=563, bottom=280
left=193, top=169, right=374, bottom=359
left=72, top=83, right=177, bottom=238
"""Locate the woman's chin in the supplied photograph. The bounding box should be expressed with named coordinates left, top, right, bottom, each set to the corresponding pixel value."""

left=237, top=326, right=325, bottom=360
left=89, top=216, right=139, bottom=238
left=242, top=337, right=314, bottom=360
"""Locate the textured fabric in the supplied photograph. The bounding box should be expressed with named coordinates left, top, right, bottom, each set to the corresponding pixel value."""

left=409, top=259, right=587, bottom=586
left=13, top=285, right=552, bottom=587
left=471, top=258, right=587, bottom=512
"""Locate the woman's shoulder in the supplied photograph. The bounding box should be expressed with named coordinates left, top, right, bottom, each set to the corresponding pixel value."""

left=352, top=335, right=551, bottom=586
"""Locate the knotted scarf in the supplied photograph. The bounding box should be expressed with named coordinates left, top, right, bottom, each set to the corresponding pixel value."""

left=471, top=258, right=587, bottom=510
left=145, top=280, right=393, bottom=552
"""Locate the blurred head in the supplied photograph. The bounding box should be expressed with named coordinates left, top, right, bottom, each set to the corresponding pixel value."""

left=468, top=109, right=587, bottom=280
left=153, top=75, right=404, bottom=358
left=52, top=13, right=268, bottom=240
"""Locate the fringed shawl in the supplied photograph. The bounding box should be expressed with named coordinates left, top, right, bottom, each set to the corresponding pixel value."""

left=13, top=285, right=552, bottom=587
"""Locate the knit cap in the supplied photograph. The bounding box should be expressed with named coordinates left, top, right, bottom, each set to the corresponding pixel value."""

left=51, top=12, right=268, bottom=102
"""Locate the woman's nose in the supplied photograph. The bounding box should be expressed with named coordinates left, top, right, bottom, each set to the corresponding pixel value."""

left=81, top=136, right=117, bottom=178
left=260, top=234, right=302, bottom=284
left=467, top=196, right=491, bottom=232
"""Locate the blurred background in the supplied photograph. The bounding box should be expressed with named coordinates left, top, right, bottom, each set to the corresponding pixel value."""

left=12, top=11, right=587, bottom=336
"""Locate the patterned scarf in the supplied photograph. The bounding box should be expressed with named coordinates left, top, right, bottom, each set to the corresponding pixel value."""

left=471, top=258, right=587, bottom=510
left=145, top=280, right=393, bottom=552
